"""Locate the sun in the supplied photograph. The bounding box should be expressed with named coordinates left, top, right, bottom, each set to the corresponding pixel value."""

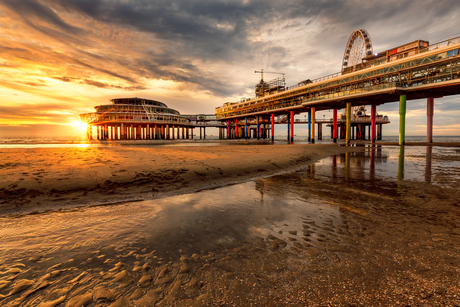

left=71, top=120, right=88, bottom=132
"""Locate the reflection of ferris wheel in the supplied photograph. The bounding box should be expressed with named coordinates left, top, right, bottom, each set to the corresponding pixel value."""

left=342, top=29, right=373, bottom=69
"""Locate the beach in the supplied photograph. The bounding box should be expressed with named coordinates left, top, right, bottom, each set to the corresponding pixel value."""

left=1, top=143, right=460, bottom=306
left=0, top=143, right=356, bottom=216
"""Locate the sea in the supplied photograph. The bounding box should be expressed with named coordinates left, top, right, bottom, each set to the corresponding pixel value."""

left=0, top=135, right=459, bottom=149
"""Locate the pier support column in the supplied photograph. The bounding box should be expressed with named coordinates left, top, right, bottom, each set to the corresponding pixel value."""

left=257, top=116, right=260, bottom=140
left=146, top=124, right=150, bottom=140
left=371, top=105, right=376, bottom=143
left=399, top=94, right=406, bottom=146
left=287, top=113, right=290, bottom=141
left=235, top=119, right=239, bottom=139
left=308, top=110, right=311, bottom=142
left=290, top=111, right=294, bottom=142
left=427, top=97, right=434, bottom=143
left=317, top=123, right=322, bottom=140
left=271, top=114, right=275, bottom=141
left=227, top=120, right=230, bottom=139
left=311, top=107, right=316, bottom=144
left=245, top=118, right=248, bottom=139
left=345, top=102, right=351, bottom=146
left=333, top=109, right=337, bottom=143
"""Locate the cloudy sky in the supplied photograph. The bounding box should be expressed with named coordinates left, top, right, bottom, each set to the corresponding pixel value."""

left=1, top=0, right=459, bottom=138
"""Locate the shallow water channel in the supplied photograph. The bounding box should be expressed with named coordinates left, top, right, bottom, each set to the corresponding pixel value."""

left=1, top=146, right=459, bottom=306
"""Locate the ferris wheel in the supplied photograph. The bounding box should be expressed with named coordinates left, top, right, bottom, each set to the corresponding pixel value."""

left=342, top=29, right=373, bottom=69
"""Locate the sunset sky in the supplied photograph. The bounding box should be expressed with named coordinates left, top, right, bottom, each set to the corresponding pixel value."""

left=1, top=0, right=459, bottom=138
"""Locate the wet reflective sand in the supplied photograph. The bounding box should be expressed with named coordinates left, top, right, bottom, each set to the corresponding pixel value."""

left=0, top=146, right=459, bottom=306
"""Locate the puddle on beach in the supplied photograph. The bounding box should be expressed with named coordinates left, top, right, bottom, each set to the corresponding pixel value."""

left=1, top=146, right=459, bottom=306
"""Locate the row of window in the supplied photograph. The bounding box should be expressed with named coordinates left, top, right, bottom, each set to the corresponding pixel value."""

left=96, top=106, right=180, bottom=115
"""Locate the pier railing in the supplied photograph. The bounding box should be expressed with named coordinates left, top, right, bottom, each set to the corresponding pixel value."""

left=80, top=112, right=191, bottom=125
left=302, top=82, right=399, bottom=104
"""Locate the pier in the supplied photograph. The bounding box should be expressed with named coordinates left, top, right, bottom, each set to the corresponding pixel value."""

left=215, top=30, right=460, bottom=145
left=80, top=99, right=225, bottom=141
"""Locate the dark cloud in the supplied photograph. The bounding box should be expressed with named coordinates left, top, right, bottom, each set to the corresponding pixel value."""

left=52, top=76, right=76, bottom=82
left=83, top=79, right=148, bottom=91
left=1, top=0, right=81, bottom=34
left=0, top=45, right=30, bottom=53
left=1, top=0, right=459, bottom=100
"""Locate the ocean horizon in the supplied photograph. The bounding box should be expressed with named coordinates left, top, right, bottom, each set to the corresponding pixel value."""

left=1, top=135, right=460, bottom=144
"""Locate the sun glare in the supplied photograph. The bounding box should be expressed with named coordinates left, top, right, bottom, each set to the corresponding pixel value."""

left=71, top=120, right=88, bottom=132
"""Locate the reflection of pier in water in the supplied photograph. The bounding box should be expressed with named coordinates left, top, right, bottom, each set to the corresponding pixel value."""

left=254, top=146, right=441, bottom=202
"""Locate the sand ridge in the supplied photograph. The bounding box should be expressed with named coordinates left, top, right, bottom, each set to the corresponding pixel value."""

left=0, top=144, right=358, bottom=216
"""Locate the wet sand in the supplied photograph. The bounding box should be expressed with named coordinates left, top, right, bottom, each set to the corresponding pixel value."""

left=1, top=144, right=460, bottom=306
left=0, top=144, right=356, bottom=216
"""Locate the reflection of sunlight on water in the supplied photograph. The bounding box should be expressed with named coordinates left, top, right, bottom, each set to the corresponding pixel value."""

left=0, top=143, right=102, bottom=149
left=1, top=146, right=458, bottom=263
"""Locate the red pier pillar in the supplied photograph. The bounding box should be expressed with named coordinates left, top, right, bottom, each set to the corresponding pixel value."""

left=333, top=109, right=337, bottom=142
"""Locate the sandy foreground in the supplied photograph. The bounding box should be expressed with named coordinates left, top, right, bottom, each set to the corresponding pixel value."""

left=0, top=143, right=459, bottom=306
left=0, top=143, right=356, bottom=217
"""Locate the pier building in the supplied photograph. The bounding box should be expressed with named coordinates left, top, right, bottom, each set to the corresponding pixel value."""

left=215, top=30, right=460, bottom=145
left=80, top=97, right=195, bottom=140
